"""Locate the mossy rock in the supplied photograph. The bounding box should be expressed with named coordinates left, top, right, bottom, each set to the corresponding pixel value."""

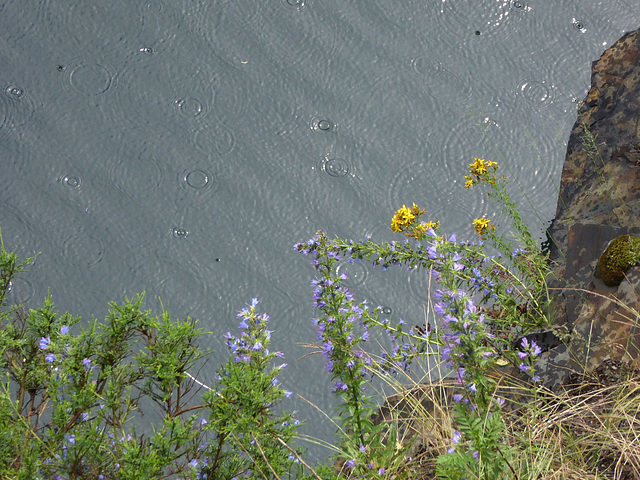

left=595, top=235, right=640, bottom=286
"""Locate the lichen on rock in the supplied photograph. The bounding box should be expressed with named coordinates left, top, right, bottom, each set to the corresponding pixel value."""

left=595, top=234, right=640, bottom=286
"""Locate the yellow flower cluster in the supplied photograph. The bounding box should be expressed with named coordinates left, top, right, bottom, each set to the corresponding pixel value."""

left=464, top=157, right=498, bottom=189
left=391, top=204, right=420, bottom=232
left=473, top=217, right=494, bottom=236
left=391, top=204, right=438, bottom=238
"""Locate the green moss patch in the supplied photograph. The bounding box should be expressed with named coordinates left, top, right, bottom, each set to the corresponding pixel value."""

left=595, top=234, right=640, bottom=286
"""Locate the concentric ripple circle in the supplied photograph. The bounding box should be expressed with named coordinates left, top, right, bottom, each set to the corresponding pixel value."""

left=514, top=78, right=557, bottom=111
left=509, top=0, right=531, bottom=11
left=174, top=96, right=205, bottom=118
left=178, top=167, right=217, bottom=195
left=144, top=0, right=165, bottom=14
left=409, top=57, right=474, bottom=104
left=60, top=174, right=83, bottom=190
left=1, top=84, right=40, bottom=128
left=282, top=0, right=306, bottom=9
left=309, top=115, right=338, bottom=134
left=193, top=122, right=237, bottom=157
left=62, top=60, right=115, bottom=96
left=61, top=232, right=105, bottom=267
left=171, top=227, right=189, bottom=239
left=108, top=144, right=166, bottom=199
left=111, top=52, right=217, bottom=130
left=8, top=277, right=35, bottom=305
left=336, top=261, right=369, bottom=288
left=313, top=153, right=354, bottom=179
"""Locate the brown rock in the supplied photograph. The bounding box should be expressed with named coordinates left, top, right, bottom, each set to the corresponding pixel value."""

left=545, top=27, right=640, bottom=387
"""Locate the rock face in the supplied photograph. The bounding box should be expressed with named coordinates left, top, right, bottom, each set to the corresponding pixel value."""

left=542, top=27, right=640, bottom=389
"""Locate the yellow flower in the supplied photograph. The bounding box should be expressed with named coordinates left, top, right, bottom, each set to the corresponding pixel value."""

left=473, top=217, right=492, bottom=236
left=403, top=220, right=439, bottom=239
left=468, top=157, right=498, bottom=178
left=423, top=220, right=439, bottom=230
left=391, top=205, right=416, bottom=232
left=464, top=176, right=474, bottom=189
left=470, top=157, right=488, bottom=175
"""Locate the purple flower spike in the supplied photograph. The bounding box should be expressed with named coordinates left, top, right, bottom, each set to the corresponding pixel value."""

left=38, top=336, right=50, bottom=350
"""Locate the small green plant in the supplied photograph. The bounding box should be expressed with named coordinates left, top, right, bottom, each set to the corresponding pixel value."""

left=0, top=230, right=312, bottom=479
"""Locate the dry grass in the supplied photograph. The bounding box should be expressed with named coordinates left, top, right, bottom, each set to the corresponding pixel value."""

left=369, top=359, right=640, bottom=479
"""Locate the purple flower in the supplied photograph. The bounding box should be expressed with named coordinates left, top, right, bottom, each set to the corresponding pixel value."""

left=531, top=341, right=542, bottom=356
left=38, top=336, right=50, bottom=350
left=60, top=325, right=70, bottom=335
left=66, top=434, right=75, bottom=445
left=451, top=431, right=461, bottom=444
left=45, top=353, right=56, bottom=363
left=321, top=341, right=334, bottom=358
left=345, top=459, right=356, bottom=469
left=519, top=363, right=530, bottom=372
left=332, top=382, right=347, bottom=392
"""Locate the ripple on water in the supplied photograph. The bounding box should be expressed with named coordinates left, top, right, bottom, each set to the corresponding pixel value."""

left=143, top=0, right=165, bottom=14
left=59, top=229, right=105, bottom=268
left=312, top=153, right=356, bottom=180
left=0, top=130, right=32, bottom=187
left=335, top=261, right=369, bottom=289
left=193, top=122, right=238, bottom=158
left=54, top=156, right=93, bottom=211
left=383, top=159, right=452, bottom=227
left=8, top=277, right=35, bottom=305
left=309, top=115, right=338, bottom=135
left=513, top=77, right=558, bottom=112
left=108, top=142, right=166, bottom=199
left=59, top=58, right=116, bottom=97
left=112, top=49, right=217, bottom=130
left=0, top=204, right=37, bottom=256
left=360, top=74, right=440, bottom=138
left=1, top=84, right=41, bottom=128
left=435, top=0, right=525, bottom=42
left=281, top=0, right=306, bottom=10
left=198, top=2, right=340, bottom=73
left=178, top=166, right=217, bottom=195
left=165, top=204, right=271, bottom=323
left=59, top=174, right=83, bottom=190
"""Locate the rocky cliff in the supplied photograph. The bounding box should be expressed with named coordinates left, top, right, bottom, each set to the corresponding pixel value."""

left=540, top=27, right=640, bottom=389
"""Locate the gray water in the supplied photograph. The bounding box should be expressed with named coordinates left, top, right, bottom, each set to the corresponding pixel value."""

left=1, top=0, right=639, bottom=462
